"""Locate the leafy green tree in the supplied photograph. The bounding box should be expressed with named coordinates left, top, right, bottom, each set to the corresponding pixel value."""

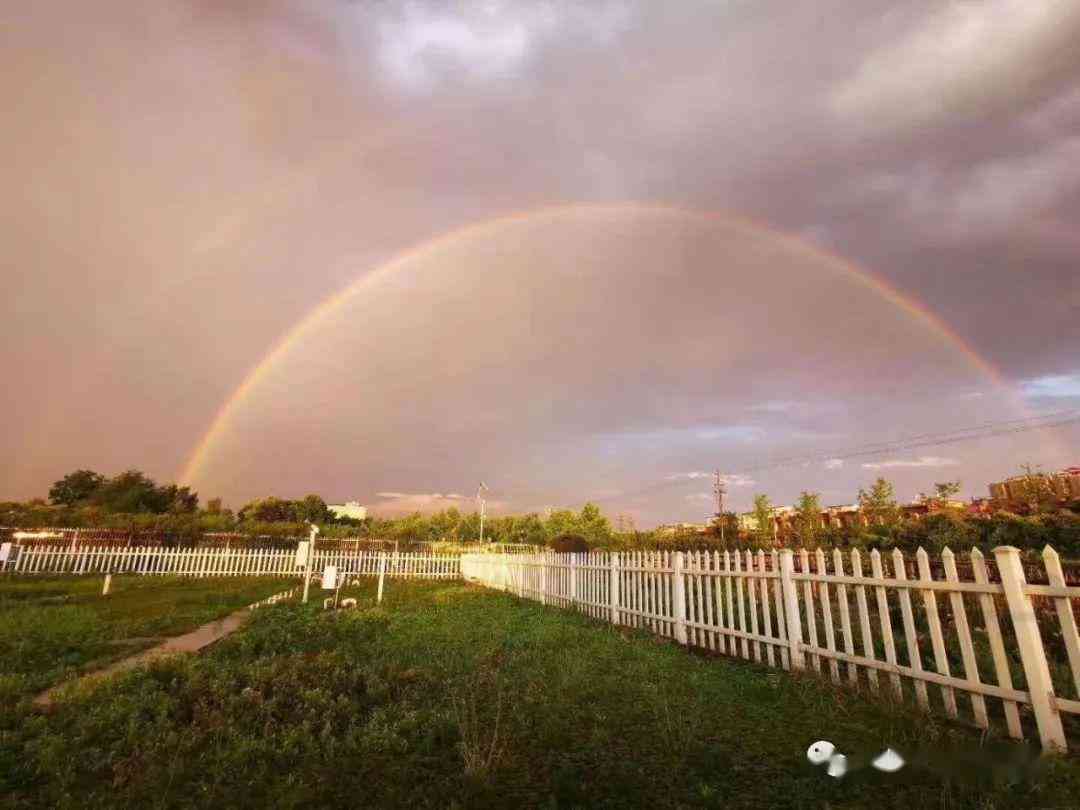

left=88, top=470, right=197, bottom=514
left=48, top=469, right=105, bottom=506
left=578, top=502, right=612, bottom=545
left=1017, top=464, right=1057, bottom=514
left=751, top=494, right=774, bottom=547
left=858, top=477, right=899, bottom=526
left=550, top=533, right=589, bottom=553
left=933, top=481, right=961, bottom=503
left=239, top=496, right=296, bottom=523
left=544, top=509, right=580, bottom=538
left=294, top=494, right=331, bottom=523
left=159, top=484, right=199, bottom=513
left=794, top=491, right=822, bottom=546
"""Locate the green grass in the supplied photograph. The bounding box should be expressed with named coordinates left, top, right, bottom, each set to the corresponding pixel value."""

left=0, top=575, right=293, bottom=704
left=3, top=579, right=1079, bottom=808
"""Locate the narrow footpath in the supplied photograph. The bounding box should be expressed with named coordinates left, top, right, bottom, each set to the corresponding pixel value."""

left=33, top=587, right=296, bottom=708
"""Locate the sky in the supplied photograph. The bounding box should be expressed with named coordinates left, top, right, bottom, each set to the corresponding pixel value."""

left=3, top=1, right=1079, bottom=526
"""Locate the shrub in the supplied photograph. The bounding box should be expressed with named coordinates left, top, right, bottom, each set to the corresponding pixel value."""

left=549, top=533, right=589, bottom=553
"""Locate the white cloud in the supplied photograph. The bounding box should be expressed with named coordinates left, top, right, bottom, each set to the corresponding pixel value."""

left=722, top=474, right=755, bottom=487
left=750, top=400, right=796, bottom=413
left=1022, top=373, right=1080, bottom=398
left=375, top=490, right=467, bottom=502
left=823, top=458, right=844, bottom=470
left=833, top=1, right=1080, bottom=129
left=862, top=456, right=958, bottom=470
left=376, top=10, right=530, bottom=91
left=668, top=472, right=755, bottom=487
left=370, top=1, right=632, bottom=92
left=607, top=424, right=762, bottom=446
left=373, top=490, right=503, bottom=515
left=845, top=137, right=1080, bottom=239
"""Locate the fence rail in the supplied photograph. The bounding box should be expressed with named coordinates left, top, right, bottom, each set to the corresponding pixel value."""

left=462, top=544, right=1080, bottom=753
left=0, top=545, right=460, bottom=580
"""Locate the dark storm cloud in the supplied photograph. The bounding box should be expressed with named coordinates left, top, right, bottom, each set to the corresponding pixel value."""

left=3, top=1, right=1078, bottom=522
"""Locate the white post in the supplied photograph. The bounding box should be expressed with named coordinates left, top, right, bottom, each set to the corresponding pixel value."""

left=102, top=573, right=112, bottom=596
left=610, top=553, right=620, bottom=625
left=569, top=554, right=578, bottom=608
left=779, top=550, right=805, bottom=670
left=994, top=545, right=1066, bottom=752
left=673, top=551, right=687, bottom=644
left=302, top=524, right=319, bottom=604
left=377, top=551, right=387, bottom=604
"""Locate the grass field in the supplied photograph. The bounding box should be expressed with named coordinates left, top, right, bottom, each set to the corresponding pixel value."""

left=0, top=575, right=293, bottom=704
left=3, top=578, right=1079, bottom=808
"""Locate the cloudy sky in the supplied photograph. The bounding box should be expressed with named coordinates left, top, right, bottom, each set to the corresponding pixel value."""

left=4, top=1, right=1079, bottom=525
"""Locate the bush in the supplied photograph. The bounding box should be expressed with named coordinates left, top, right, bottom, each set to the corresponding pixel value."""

left=549, top=533, right=589, bottom=553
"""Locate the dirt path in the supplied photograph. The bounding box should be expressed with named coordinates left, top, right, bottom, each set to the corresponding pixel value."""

left=34, top=586, right=296, bottom=708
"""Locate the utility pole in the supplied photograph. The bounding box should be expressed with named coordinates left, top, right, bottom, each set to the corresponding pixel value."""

left=713, top=470, right=726, bottom=544
left=477, top=482, right=489, bottom=545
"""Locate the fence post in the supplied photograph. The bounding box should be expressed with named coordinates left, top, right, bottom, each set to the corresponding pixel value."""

left=377, top=551, right=387, bottom=604
left=610, top=553, right=620, bottom=625
left=673, top=551, right=688, bottom=644
left=779, top=550, right=805, bottom=671
left=994, top=545, right=1066, bottom=752
left=570, top=554, right=578, bottom=608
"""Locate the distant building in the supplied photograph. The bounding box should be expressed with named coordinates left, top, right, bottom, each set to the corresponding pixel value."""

left=988, top=467, right=1080, bottom=509
left=656, top=522, right=708, bottom=536
left=328, top=501, right=367, bottom=521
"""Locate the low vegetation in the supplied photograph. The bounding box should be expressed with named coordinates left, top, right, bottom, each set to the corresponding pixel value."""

left=0, top=575, right=292, bottom=704
left=3, top=579, right=1079, bottom=808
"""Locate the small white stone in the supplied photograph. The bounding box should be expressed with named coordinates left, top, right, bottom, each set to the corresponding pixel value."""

left=872, top=748, right=905, bottom=773
left=807, top=740, right=835, bottom=765
left=827, top=754, right=848, bottom=778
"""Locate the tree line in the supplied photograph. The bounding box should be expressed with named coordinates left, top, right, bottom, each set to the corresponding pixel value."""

left=2, top=467, right=1078, bottom=555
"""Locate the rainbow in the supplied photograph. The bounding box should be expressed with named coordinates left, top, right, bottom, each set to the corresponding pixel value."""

left=179, top=201, right=1014, bottom=487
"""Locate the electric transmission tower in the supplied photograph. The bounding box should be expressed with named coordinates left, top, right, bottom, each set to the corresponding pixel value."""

left=713, top=470, right=726, bottom=544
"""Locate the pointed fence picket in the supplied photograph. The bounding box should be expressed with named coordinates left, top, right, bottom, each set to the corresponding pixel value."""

left=462, top=544, right=1080, bottom=753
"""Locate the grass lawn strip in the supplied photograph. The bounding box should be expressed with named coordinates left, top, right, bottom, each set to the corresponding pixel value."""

left=0, top=575, right=294, bottom=705
left=5, top=578, right=1080, bottom=808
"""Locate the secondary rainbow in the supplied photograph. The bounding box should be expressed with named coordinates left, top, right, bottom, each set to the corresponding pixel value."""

left=179, top=201, right=1012, bottom=487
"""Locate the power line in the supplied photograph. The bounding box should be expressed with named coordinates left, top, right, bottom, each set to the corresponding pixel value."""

left=589, top=409, right=1080, bottom=504
left=746, top=410, right=1079, bottom=470
left=382, top=411, right=1079, bottom=510
left=738, top=411, right=1080, bottom=475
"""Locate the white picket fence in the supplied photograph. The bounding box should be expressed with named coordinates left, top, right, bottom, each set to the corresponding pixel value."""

left=462, top=545, right=1080, bottom=753
left=2, top=545, right=460, bottom=580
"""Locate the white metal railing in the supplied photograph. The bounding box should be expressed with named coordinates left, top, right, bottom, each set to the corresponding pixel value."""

left=462, top=545, right=1080, bottom=753
left=1, top=545, right=460, bottom=580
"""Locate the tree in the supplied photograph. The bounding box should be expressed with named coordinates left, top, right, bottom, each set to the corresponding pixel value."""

left=159, top=484, right=199, bottom=513
left=550, top=533, right=589, bottom=553
left=578, top=502, right=612, bottom=545
left=751, top=494, right=775, bottom=547
left=48, top=469, right=105, bottom=506
left=294, top=494, right=331, bottom=524
left=239, top=496, right=295, bottom=523
left=1017, top=464, right=1057, bottom=514
left=89, top=470, right=196, bottom=514
left=920, top=480, right=962, bottom=512
left=794, top=491, right=823, bottom=546
left=934, top=481, right=961, bottom=502
left=858, top=477, right=899, bottom=526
